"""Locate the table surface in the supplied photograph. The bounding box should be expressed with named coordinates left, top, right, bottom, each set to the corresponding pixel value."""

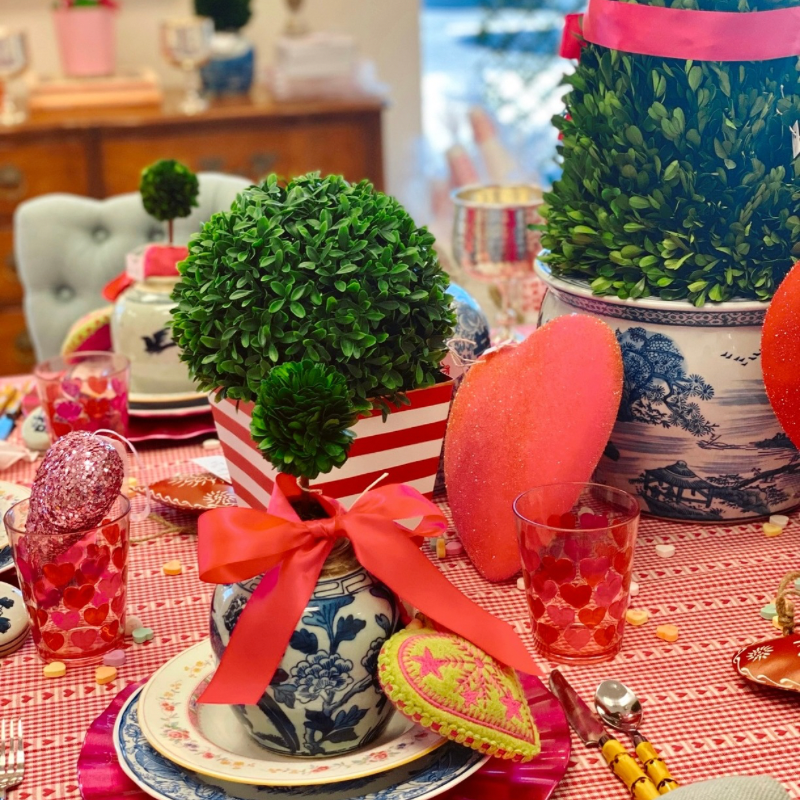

left=2, top=437, right=799, bottom=800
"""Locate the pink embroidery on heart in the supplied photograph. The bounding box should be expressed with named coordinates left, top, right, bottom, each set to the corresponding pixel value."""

left=52, top=610, right=80, bottom=630
left=70, top=628, right=98, bottom=650
left=546, top=604, right=575, bottom=627
left=595, top=573, right=623, bottom=606
left=411, top=648, right=448, bottom=679
left=500, top=693, right=523, bottom=721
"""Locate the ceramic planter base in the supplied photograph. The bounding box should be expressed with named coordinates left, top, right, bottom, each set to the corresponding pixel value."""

left=537, top=264, right=800, bottom=522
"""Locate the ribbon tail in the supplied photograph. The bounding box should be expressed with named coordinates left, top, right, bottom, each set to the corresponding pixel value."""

left=199, top=542, right=332, bottom=705
left=351, top=526, right=541, bottom=677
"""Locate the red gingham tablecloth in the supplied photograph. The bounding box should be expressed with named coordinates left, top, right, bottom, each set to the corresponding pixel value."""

left=1, top=438, right=799, bottom=800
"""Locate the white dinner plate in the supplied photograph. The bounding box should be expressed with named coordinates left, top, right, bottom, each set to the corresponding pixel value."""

left=128, top=390, right=209, bottom=418
left=115, top=689, right=487, bottom=800
left=138, top=640, right=447, bottom=787
left=0, top=481, right=30, bottom=573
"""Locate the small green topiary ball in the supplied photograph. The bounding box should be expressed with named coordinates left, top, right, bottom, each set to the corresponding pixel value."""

left=140, top=159, right=199, bottom=223
left=251, top=360, right=358, bottom=480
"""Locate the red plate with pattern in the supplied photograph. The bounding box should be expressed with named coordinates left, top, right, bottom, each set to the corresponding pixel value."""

left=733, top=634, right=800, bottom=693
left=149, top=473, right=237, bottom=513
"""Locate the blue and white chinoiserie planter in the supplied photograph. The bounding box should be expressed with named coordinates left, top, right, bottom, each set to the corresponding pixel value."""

left=210, top=541, right=401, bottom=757
left=537, top=263, right=800, bottom=522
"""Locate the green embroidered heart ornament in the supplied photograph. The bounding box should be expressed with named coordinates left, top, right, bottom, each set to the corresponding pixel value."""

left=377, top=628, right=540, bottom=762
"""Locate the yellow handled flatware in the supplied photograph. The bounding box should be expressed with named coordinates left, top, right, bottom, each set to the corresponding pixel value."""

left=595, top=680, right=679, bottom=794
left=550, top=670, right=660, bottom=799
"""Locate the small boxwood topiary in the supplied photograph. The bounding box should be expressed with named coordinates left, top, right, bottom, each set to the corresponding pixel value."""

left=542, top=0, right=800, bottom=306
left=194, top=0, right=252, bottom=32
left=171, top=172, right=456, bottom=416
left=139, top=159, right=199, bottom=244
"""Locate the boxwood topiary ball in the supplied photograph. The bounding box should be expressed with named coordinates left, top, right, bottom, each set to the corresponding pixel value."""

left=170, top=172, right=456, bottom=411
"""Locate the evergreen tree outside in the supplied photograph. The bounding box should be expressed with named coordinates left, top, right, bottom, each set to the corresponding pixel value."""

left=542, top=0, right=800, bottom=306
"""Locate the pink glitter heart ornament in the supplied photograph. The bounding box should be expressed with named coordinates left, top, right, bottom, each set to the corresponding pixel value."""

left=444, top=315, right=623, bottom=581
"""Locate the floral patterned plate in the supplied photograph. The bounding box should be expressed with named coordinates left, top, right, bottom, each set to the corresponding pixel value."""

left=137, top=640, right=448, bottom=787
left=149, top=473, right=237, bottom=513
left=0, top=481, right=30, bottom=573
left=115, top=688, right=486, bottom=800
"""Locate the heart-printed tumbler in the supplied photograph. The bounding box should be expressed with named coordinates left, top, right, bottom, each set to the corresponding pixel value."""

left=4, top=495, right=130, bottom=663
left=513, top=483, right=640, bottom=664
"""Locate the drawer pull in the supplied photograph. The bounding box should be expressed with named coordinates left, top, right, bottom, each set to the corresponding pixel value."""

left=14, top=329, right=33, bottom=361
left=251, top=152, right=277, bottom=177
left=0, top=164, right=23, bottom=192
left=5, top=252, right=16, bottom=274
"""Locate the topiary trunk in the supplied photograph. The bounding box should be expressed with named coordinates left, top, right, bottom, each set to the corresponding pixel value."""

left=542, top=0, right=800, bottom=305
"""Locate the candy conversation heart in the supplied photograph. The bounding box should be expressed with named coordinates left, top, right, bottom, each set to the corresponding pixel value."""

left=378, top=628, right=540, bottom=762
left=444, top=315, right=623, bottom=581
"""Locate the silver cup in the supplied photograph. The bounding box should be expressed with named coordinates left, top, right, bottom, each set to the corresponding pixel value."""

left=451, top=184, right=543, bottom=338
left=0, top=28, right=28, bottom=126
left=161, top=17, right=214, bottom=115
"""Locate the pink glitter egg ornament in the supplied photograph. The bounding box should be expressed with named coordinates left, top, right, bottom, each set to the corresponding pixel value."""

left=763, top=260, right=800, bottom=449
left=444, top=315, right=623, bottom=581
left=27, top=431, right=125, bottom=536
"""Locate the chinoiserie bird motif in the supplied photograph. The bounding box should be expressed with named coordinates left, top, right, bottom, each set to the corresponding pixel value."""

left=142, top=328, right=177, bottom=354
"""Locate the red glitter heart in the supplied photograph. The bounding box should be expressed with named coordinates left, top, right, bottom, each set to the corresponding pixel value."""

left=83, top=604, right=109, bottom=626
left=559, top=583, right=592, bottom=609
left=43, top=563, right=76, bottom=588
left=64, top=584, right=95, bottom=610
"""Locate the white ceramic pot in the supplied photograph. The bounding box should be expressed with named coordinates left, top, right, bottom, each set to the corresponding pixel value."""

left=537, top=263, right=800, bottom=522
left=110, top=277, right=194, bottom=395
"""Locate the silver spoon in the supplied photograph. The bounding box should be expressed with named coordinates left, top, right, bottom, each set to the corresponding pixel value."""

left=595, top=680, right=679, bottom=794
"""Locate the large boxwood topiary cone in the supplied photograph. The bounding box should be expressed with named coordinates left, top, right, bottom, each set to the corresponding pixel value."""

left=542, top=0, right=800, bottom=306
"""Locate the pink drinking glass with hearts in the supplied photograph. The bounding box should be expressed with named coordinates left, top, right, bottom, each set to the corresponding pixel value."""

left=34, top=352, right=130, bottom=441
left=4, top=496, right=130, bottom=663
left=513, top=483, right=640, bottom=664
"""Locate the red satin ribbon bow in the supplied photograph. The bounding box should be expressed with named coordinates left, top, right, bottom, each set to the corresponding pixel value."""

left=560, top=13, right=586, bottom=60
left=197, top=475, right=541, bottom=705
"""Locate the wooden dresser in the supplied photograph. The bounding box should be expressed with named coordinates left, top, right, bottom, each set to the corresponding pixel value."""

left=0, top=89, right=384, bottom=375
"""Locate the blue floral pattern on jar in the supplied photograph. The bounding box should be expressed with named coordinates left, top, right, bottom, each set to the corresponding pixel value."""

left=210, top=558, right=401, bottom=757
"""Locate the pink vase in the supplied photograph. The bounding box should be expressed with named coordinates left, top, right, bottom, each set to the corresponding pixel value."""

left=53, top=7, right=117, bottom=78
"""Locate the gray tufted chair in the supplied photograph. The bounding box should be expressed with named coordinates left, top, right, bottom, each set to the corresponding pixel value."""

left=14, top=172, right=251, bottom=360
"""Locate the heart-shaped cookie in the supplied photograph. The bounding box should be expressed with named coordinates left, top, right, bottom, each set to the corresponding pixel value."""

left=378, top=628, right=540, bottom=762
left=444, top=315, right=622, bottom=581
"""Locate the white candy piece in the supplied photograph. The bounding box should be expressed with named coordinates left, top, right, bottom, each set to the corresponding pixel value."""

left=770, top=515, right=790, bottom=528
left=202, top=439, right=221, bottom=450
left=125, top=615, right=144, bottom=636
left=629, top=581, right=640, bottom=597
left=655, top=544, right=676, bottom=559
left=516, top=576, right=526, bottom=591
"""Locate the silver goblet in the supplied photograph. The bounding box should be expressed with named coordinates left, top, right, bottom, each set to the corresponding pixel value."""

left=451, top=183, right=543, bottom=340
left=0, top=28, right=28, bottom=127
left=161, top=17, right=214, bottom=116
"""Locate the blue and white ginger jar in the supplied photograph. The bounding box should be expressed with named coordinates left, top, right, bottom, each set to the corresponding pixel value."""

left=210, top=540, right=401, bottom=757
left=537, top=263, right=800, bottom=522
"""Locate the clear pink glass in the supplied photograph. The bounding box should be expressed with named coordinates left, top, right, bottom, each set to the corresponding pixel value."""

left=34, top=351, right=129, bottom=441
left=513, top=483, right=640, bottom=664
left=4, top=496, right=129, bottom=664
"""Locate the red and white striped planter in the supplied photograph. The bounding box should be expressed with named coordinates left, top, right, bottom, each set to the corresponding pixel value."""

left=210, top=380, right=454, bottom=510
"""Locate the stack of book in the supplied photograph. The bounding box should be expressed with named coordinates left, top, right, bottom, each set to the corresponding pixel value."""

left=27, top=68, right=163, bottom=111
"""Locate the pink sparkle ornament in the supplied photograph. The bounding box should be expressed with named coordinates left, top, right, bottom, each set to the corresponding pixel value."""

left=444, top=315, right=623, bottom=581
left=762, top=260, right=800, bottom=449
left=27, top=431, right=125, bottom=539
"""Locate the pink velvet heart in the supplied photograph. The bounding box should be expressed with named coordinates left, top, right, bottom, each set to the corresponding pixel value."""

left=444, top=315, right=623, bottom=581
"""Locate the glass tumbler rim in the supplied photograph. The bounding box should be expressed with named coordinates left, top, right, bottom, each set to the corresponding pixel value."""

left=513, top=481, right=640, bottom=533
left=34, top=351, right=130, bottom=380
left=3, top=493, right=131, bottom=538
